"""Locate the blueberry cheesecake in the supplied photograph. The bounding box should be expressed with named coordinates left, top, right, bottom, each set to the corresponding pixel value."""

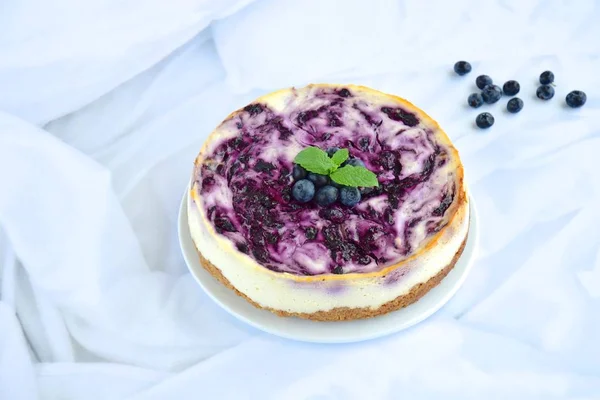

left=188, top=84, right=469, bottom=321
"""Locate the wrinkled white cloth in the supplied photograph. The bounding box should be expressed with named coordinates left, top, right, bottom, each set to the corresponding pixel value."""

left=1, top=0, right=600, bottom=399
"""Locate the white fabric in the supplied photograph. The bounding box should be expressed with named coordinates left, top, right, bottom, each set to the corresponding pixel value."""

left=1, top=0, right=600, bottom=399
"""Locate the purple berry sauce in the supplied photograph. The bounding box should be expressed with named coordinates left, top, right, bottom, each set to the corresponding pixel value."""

left=194, top=86, right=458, bottom=275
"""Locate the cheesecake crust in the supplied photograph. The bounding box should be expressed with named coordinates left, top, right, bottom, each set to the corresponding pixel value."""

left=194, top=232, right=468, bottom=321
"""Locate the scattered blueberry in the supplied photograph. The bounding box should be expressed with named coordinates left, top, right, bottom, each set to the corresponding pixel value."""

left=332, top=266, right=344, bottom=274
left=292, top=164, right=307, bottom=180
left=476, top=75, right=493, bottom=90
left=481, top=84, right=503, bottom=104
left=475, top=112, right=495, bottom=129
left=292, top=179, right=315, bottom=203
left=503, top=80, right=520, bottom=96
left=315, top=185, right=339, bottom=207
left=536, top=85, right=555, bottom=100
left=506, top=97, right=524, bottom=113
left=566, top=90, right=587, bottom=108
left=467, top=93, right=484, bottom=108
left=454, top=61, right=472, bottom=76
left=326, top=147, right=340, bottom=157
left=539, top=71, right=554, bottom=85
left=339, top=187, right=361, bottom=207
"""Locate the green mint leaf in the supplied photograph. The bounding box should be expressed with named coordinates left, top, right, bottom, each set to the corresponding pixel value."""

left=331, top=149, right=349, bottom=167
left=330, top=165, right=379, bottom=187
left=294, top=146, right=336, bottom=175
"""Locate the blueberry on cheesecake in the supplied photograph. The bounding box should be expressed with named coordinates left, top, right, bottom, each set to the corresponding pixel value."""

left=188, top=84, right=470, bottom=321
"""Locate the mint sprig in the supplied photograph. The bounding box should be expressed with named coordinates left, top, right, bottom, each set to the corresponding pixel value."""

left=330, top=165, right=378, bottom=187
left=331, top=148, right=349, bottom=166
left=293, top=146, right=336, bottom=175
left=293, top=147, right=378, bottom=188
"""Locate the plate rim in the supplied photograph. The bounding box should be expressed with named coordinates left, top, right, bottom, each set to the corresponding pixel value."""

left=178, top=189, right=479, bottom=343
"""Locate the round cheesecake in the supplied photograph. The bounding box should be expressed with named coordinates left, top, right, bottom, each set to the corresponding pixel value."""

left=188, top=84, right=469, bottom=321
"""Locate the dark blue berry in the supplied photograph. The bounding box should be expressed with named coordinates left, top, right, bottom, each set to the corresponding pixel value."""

left=475, top=112, right=495, bottom=129
left=381, top=107, right=419, bottom=126
left=539, top=71, right=554, bottom=85
left=304, top=226, right=317, bottom=240
left=254, top=160, right=275, bottom=172
left=332, top=266, right=344, bottom=274
left=476, top=75, right=493, bottom=90
left=215, top=216, right=236, bottom=233
left=346, top=158, right=366, bottom=168
left=326, top=147, right=340, bottom=157
left=329, top=179, right=343, bottom=188
left=506, top=98, right=523, bottom=113
left=453, top=61, right=472, bottom=76
left=292, top=179, right=315, bottom=203
left=503, top=80, right=520, bottom=96
left=243, top=104, right=263, bottom=116
left=358, top=255, right=371, bottom=265
left=481, top=85, right=502, bottom=104
left=315, top=185, right=339, bottom=207
left=321, top=208, right=345, bottom=222
left=340, top=187, right=361, bottom=207
left=467, top=93, right=483, bottom=108
left=292, top=164, right=307, bottom=180
left=566, top=90, right=586, bottom=108
left=308, top=173, right=330, bottom=187
left=536, top=85, right=555, bottom=100
left=338, top=88, right=351, bottom=98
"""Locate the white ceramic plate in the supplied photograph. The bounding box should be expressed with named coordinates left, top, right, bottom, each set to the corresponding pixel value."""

left=178, top=190, right=479, bottom=343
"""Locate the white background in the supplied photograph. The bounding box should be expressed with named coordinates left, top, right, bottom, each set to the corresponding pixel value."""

left=1, top=0, right=599, bottom=398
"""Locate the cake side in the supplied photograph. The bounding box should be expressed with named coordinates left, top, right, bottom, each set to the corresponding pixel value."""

left=193, top=219, right=468, bottom=321
left=187, top=186, right=468, bottom=314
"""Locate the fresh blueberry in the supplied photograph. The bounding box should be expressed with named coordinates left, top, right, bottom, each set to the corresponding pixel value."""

left=330, top=179, right=343, bottom=188
left=292, top=164, right=307, bottom=180
left=475, top=112, right=495, bottom=129
left=315, top=185, right=339, bottom=207
left=326, top=147, right=340, bottom=157
left=506, top=98, right=524, bottom=113
left=476, top=75, right=493, bottom=90
left=536, top=85, right=555, bottom=100
left=346, top=158, right=366, bottom=168
left=566, top=90, right=587, bottom=108
left=503, top=80, right=520, bottom=96
left=481, top=84, right=503, bottom=104
left=539, top=71, right=554, bottom=85
left=292, top=179, right=315, bottom=203
left=453, top=61, right=472, bottom=76
left=467, top=93, right=483, bottom=108
left=339, top=187, right=361, bottom=207
left=332, top=266, right=344, bottom=274
left=308, top=173, right=330, bottom=187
